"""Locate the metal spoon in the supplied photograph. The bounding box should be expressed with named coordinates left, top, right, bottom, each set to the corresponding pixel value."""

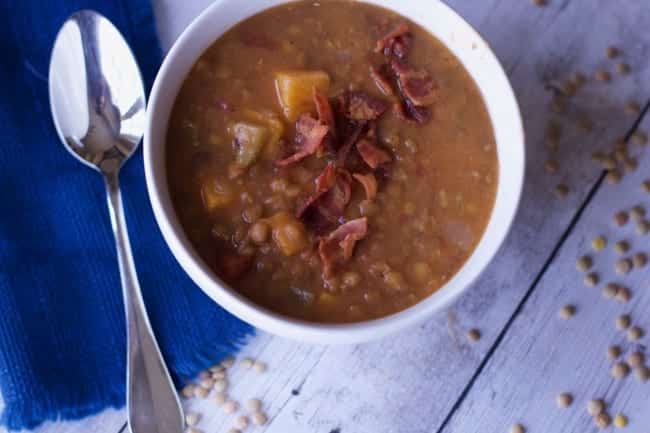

left=48, top=11, right=183, bottom=433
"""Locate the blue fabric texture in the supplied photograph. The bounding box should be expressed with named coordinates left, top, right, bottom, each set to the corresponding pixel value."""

left=0, top=0, right=253, bottom=430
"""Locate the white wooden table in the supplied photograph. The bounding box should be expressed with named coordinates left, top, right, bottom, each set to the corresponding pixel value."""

left=16, top=1, right=650, bottom=432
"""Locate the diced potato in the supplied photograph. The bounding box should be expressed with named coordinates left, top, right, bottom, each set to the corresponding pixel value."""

left=232, top=121, right=269, bottom=167
left=265, top=211, right=309, bottom=256
left=240, top=109, right=286, bottom=159
left=274, top=70, right=330, bottom=121
left=201, top=180, right=234, bottom=210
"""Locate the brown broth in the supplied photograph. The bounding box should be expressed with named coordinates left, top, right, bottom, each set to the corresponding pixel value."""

left=166, top=0, right=498, bottom=323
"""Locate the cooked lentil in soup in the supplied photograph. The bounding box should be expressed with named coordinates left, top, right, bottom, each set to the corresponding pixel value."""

left=166, top=0, right=498, bottom=323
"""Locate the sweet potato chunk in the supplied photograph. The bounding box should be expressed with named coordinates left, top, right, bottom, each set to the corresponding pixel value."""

left=266, top=211, right=309, bottom=256
left=275, top=70, right=330, bottom=121
left=232, top=121, right=269, bottom=167
left=201, top=180, right=234, bottom=210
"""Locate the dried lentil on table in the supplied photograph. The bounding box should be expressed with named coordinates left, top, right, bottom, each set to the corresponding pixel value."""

left=616, top=314, right=631, bottom=330
left=596, top=413, right=612, bottom=429
left=636, top=365, right=650, bottom=382
left=632, top=252, right=647, bottom=267
left=603, top=283, right=620, bottom=298
left=636, top=220, right=650, bottom=235
left=510, top=423, right=525, bottom=433
left=241, top=358, right=254, bottom=369
left=606, top=169, right=622, bottom=184
left=247, top=398, right=262, bottom=412
left=556, top=392, right=573, bottom=408
left=252, top=412, right=268, bottom=426
left=613, top=414, right=628, bottom=428
left=612, top=362, right=630, bottom=379
left=545, top=159, right=559, bottom=173
left=616, top=286, right=631, bottom=303
left=584, top=272, right=598, bottom=287
left=554, top=183, right=569, bottom=198
left=214, top=392, right=227, bottom=405
left=627, top=326, right=644, bottom=341
left=185, top=412, right=200, bottom=426
left=576, top=255, right=592, bottom=272
left=616, top=62, right=630, bottom=75
left=223, top=400, right=239, bottom=414
left=253, top=361, right=267, bottom=373
left=606, top=46, right=619, bottom=58
left=588, top=399, right=605, bottom=416
left=614, top=240, right=629, bottom=254
left=592, top=236, right=606, bottom=251
left=559, top=305, right=576, bottom=319
left=607, top=345, right=622, bottom=359
left=615, top=259, right=632, bottom=275
left=627, top=351, right=644, bottom=368
left=614, top=211, right=629, bottom=226
left=595, top=69, right=611, bottom=82
left=234, top=416, right=249, bottom=430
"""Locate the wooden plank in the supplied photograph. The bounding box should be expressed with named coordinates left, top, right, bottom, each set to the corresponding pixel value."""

left=440, top=112, right=650, bottom=433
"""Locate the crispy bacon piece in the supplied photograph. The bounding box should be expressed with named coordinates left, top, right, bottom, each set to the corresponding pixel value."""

left=353, top=173, right=378, bottom=200
left=342, top=91, right=389, bottom=121
left=297, top=163, right=352, bottom=232
left=336, top=122, right=365, bottom=167
left=355, top=123, right=391, bottom=169
left=375, top=22, right=412, bottom=59
left=276, top=114, right=329, bottom=166
left=370, top=65, right=397, bottom=98
left=391, top=60, right=437, bottom=107
left=313, top=87, right=336, bottom=137
left=318, top=218, right=368, bottom=277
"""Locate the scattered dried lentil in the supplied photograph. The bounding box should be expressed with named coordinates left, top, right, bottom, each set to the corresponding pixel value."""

left=221, top=356, right=235, bottom=368
left=625, top=100, right=641, bottom=115
left=562, top=81, right=577, bottom=97
left=613, top=414, right=628, bottom=428
left=603, top=283, right=620, bottom=299
left=252, top=412, right=268, bottom=426
left=212, top=370, right=226, bottom=380
left=636, top=365, right=650, bottom=382
left=607, top=345, right=622, bottom=359
left=551, top=96, right=566, bottom=114
left=532, top=0, right=546, bottom=5
left=596, top=413, right=611, bottom=429
left=241, top=358, right=254, bottom=369
left=574, top=72, right=586, bottom=86
left=247, top=398, right=262, bottom=412
left=614, top=211, right=629, bottom=226
left=199, top=377, right=214, bottom=389
left=194, top=387, right=209, bottom=399
left=554, top=183, right=569, bottom=198
left=633, top=252, right=647, bottom=268
left=223, top=400, right=239, bottom=414
left=234, top=416, right=249, bottom=430
left=632, top=130, right=648, bottom=146
left=545, top=160, right=559, bottom=173
left=616, top=62, right=630, bottom=75
left=623, top=157, right=637, bottom=172
left=642, top=180, right=650, bottom=193
left=228, top=430, right=241, bottom=433
left=181, top=384, right=195, bottom=399
left=615, top=259, right=632, bottom=275
left=616, top=286, right=631, bottom=303
left=606, top=46, right=619, bottom=58
left=627, top=351, right=644, bottom=368
left=584, top=272, right=599, bottom=287
left=510, top=423, right=525, bottom=433
left=628, top=326, right=644, bottom=341
left=588, top=399, right=605, bottom=416
left=614, top=240, right=629, bottom=254
left=556, top=392, right=573, bottom=408
left=611, top=361, right=630, bottom=379
left=253, top=361, right=268, bottom=373
left=210, top=364, right=225, bottom=373
left=559, top=305, right=576, bottom=319
left=577, top=116, right=593, bottom=133
left=595, top=69, right=611, bottom=82
left=592, top=236, right=606, bottom=251
left=214, top=379, right=228, bottom=392
left=636, top=220, right=650, bottom=235
left=467, top=328, right=481, bottom=342
left=214, top=392, right=226, bottom=405
left=630, top=205, right=645, bottom=221
left=185, top=412, right=200, bottom=426
left=606, top=169, right=622, bottom=184
left=616, top=314, right=631, bottom=330
left=577, top=255, right=592, bottom=272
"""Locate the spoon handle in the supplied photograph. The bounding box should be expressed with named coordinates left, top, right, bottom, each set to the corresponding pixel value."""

left=104, top=171, right=184, bottom=433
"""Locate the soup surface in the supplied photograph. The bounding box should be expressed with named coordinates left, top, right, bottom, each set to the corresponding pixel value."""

left=166, top=0, right=498, bottom=323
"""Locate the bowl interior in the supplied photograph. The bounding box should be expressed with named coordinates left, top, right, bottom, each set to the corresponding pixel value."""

left=144, top=0, right=524, bottom=343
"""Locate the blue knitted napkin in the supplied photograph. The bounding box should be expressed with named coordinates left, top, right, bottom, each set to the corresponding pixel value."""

left=0, top=0, right=253, bottom=430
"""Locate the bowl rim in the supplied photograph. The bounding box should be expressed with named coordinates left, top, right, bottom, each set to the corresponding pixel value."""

left=144, top=0, right=525, bottom=344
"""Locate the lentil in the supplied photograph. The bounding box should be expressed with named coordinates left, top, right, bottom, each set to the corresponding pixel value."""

left=607, top=345, right=622, bottom=359
left=630, top=205, right=645, bottom=221
left=606, top=169, right=622, bottom=184
left=591, top=236, right=606, bottom=251
left=182, top=384, right=195, bottom=399
left=616, top=314, right=631, bottom=330
left=252, top=412, right=268, bottom=425
left=247, top=398, right=262, bottom=412
left=613, top=414, right=628, bottom=428
left=544, top=160, right=559, bottom=173
left=234, top=416, right=249, bottom=429
left=214, top=379, right=228, bottom=392
left=596, top=413, right=611, bottom=429
left=556, top=392, right=573, bottom=408
left=632, top=252, right=647, bottom=268
left=615, top=259, right=632, bottom=275
left=199, top=377, right=214, bottom=389
left=642, top=180, right=650, bottom=193
left=194, top=387, right=209, bottom=399
left=636, top=220, right=650, bottom=235
left=221, top=356, right=235, bottom=368
left=606, top=46, right=619, bottom=58
left=228, top=430, right=241, bottom=433
left=614, top=211, right=629, bottom=226
left=603, top=283, right=620, bottom=299
left=554, top=183, right=569, bottom=198
left=584, top=272, right=598, bottom=287
left=241, top=358, right=254, bottom=369
left=614, top=240, right=629, bottom=255
left=576, top=255, right=592, bottom=272
left=223, top=400, right=239, bottom=414
left=616, top=62, right=630, bottom=75
left=625, top=100, right=641, bottom=115
left=467, top=328, right=481, bottom=342
left=595, top=69, right=611, bottom=82
left=253, top=361, right=268, bottom=373
left=587, top=399, right=605, bottom=416
left=185, top=412, right=200, bottom=426
left=615, top=286, right=631, bottom=303
left=611, top=361, right=630, bottom=379
left=635, top=365, right=650, bottom=382
left=632, top=130, right=648, bottom=146
left=214, top=392, right=227, bottom=405
left=559, top=305, right=576, bottom=319
left=532, top=0, right=546, bottom=5
left=509, top=423, right=525, bottom=433
left=574, top=72, right=586, bottom=85
left=209, top=364, right=225, bottom=373
left=627, top=326, right=644, bottom=341
left=627, top=351, right=644, bottom=368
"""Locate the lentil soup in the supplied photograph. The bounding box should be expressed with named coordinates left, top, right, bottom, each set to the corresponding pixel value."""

left=166, top=0, right=498, bottom=323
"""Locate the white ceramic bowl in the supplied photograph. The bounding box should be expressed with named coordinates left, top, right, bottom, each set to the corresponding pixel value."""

left=144, top=0, right=525, bottom=344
